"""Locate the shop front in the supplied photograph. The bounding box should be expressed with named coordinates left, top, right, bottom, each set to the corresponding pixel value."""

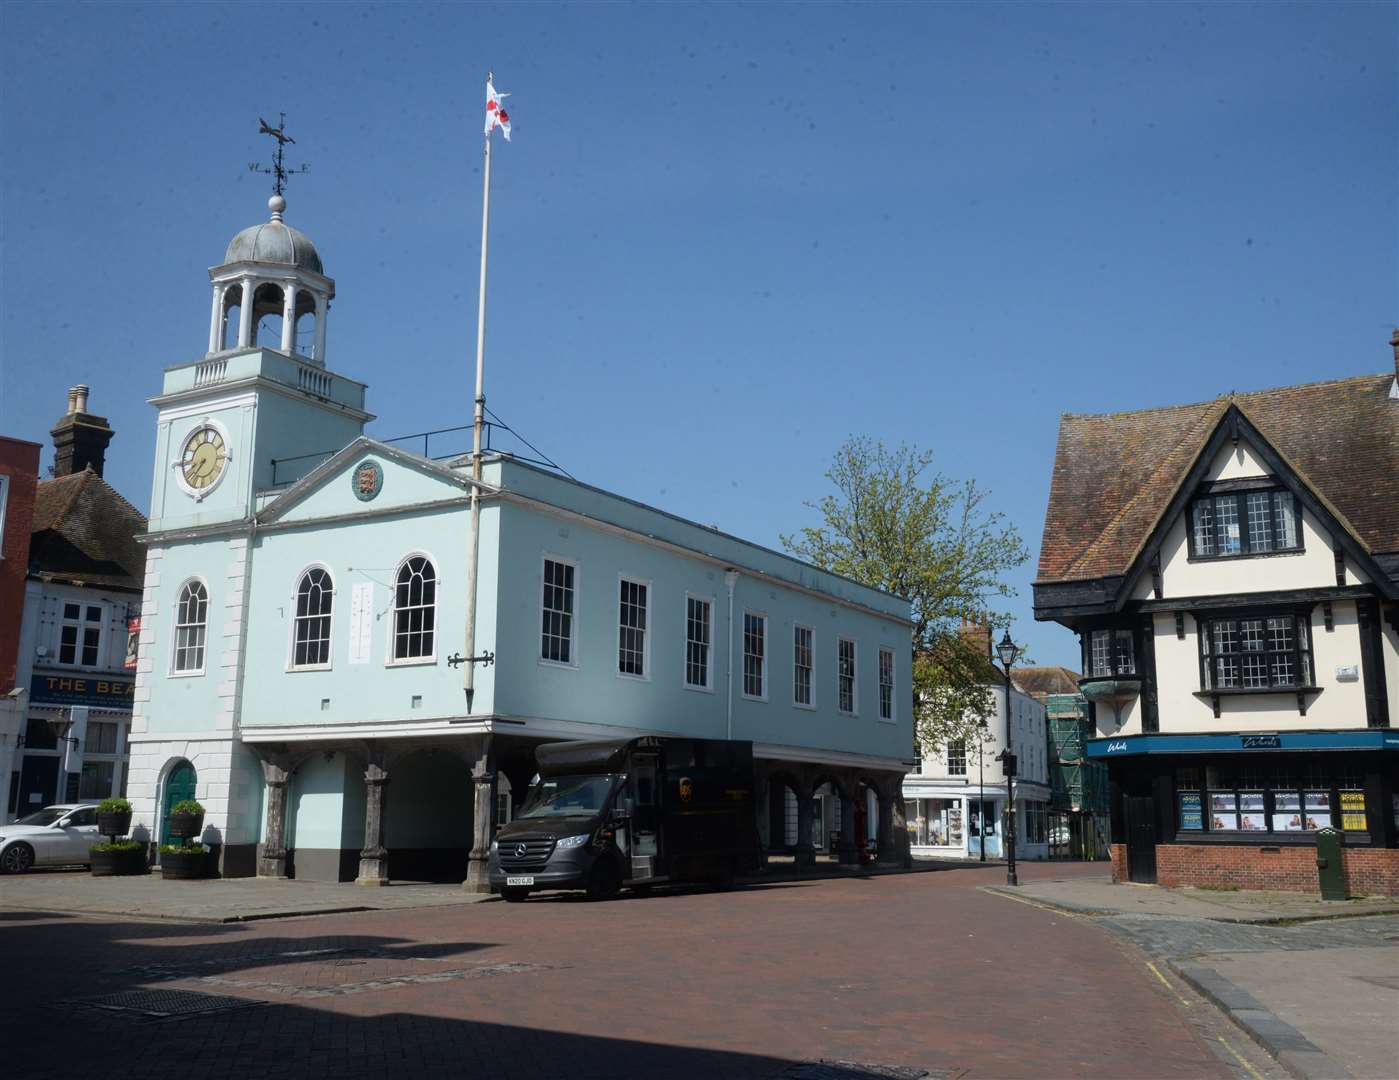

left=1093, top=730, right=1399, bottom=895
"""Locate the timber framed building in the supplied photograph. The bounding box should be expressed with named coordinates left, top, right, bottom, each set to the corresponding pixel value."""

left=1033, top=343, right=1399, bottom=895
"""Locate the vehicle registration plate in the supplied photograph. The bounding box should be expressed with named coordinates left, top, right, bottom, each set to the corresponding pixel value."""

left=505, top=876, right=534, bottom=887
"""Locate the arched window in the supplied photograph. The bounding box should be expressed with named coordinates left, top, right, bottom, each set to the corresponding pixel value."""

left=173, top=580, right=208, bottom=673
left=393, top=556, right=436, bottom=661
left=291, top=568, right=333, bottom=668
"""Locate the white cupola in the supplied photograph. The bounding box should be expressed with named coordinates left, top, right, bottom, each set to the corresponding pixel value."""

left=207, top=194, right=335, bottom=365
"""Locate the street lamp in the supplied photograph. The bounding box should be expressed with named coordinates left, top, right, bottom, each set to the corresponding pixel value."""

left=995, top=629, right=1020, bottom=887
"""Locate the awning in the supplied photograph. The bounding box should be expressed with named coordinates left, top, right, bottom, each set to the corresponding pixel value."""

left=1087, top=729, right=1399, bottom=758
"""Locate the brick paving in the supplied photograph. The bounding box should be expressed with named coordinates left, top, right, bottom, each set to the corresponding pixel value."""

left=3, top=862, right=1237, bottom=1080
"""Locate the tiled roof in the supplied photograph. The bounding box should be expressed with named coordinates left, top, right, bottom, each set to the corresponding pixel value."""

left=1014, top=666, right=1082, bottom=699
left=1037, top=373, right=1399, bottom=583
left=30, top=468, right=147, bottom=590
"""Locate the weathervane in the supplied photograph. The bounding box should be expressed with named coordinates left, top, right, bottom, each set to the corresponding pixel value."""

left=248, top=113, right=309, bottom=197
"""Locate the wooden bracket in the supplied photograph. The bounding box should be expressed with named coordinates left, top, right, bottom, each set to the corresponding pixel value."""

left=1174, top=611, right=1185, bottom=640
left=1322, top=601, right=1334, bottom=632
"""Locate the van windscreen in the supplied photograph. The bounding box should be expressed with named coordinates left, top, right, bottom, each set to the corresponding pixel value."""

left=518, top=774, right=615, bottom=819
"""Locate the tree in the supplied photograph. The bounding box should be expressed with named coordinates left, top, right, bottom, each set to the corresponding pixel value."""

left=780, top=436, right=1029, bottom=760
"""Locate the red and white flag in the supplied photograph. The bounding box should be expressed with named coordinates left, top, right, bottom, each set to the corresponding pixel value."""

left=485, top=79, right=511, bottom=141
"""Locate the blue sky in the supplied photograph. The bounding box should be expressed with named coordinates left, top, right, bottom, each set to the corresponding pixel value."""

left=2, top=2, right=1394, bottom=668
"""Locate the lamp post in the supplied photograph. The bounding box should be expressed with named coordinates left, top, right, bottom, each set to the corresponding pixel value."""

left=995, top=630, right=1021, bottom=887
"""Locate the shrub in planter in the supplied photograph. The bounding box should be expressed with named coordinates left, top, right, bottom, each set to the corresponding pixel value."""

left=96, top=797, right=133, bottom=839
left=90, top=839, right=146, bottom=877
left=167, top=799, right=205, bottom=841
left=160, top=842, right=207, bottom=880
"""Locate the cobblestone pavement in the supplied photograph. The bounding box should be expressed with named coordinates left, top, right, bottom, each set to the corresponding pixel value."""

left=1, top=862, right=1276, bottom=1080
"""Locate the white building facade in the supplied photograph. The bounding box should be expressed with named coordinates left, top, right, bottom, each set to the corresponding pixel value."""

left=903, top=680, right=1051, bottom=861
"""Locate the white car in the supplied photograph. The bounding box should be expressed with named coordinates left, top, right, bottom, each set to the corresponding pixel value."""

left=0, top=803, right=102, bottom=873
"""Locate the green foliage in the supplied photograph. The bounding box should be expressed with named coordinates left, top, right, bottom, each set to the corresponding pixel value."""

left=91, top=840, right=144, bottom=853
left=171, top=800, right=204, bottom=816
left=159, top=843, right=205, bottom=855
left=781, top=436, right=1029, bottom=755
left=97, top=798, right=132, bottom=814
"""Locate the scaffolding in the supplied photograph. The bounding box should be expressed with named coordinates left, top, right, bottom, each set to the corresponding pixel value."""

left=1046, top=693, right=1109, bottom=859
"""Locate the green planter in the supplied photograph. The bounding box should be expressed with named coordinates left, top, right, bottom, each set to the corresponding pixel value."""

left=160, top=848, right=206, bottom=880
left=90, top=844, right=146, bottom=877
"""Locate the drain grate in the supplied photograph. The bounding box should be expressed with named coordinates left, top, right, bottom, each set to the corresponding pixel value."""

left=71, top=988, right=265, bottom=1019
left=780, top=1063, right=937, bottom=1080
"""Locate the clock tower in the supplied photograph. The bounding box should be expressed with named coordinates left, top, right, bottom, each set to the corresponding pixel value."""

left=147, top=193, right=372, bottom=531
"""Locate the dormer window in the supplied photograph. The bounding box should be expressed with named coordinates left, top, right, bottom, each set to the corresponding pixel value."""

left=1189, top=486, right=1300, bottom=559
left=1087, top=628, right=1135, bottom=678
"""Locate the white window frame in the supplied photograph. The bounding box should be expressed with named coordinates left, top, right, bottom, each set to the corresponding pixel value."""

left=539, top=553, right=579, bottom=670
left=792, top=623, right=816, bottom=710
left=741, top=609, right=768, bottom=702
left=169, top=578, right=209, bottom=677
left=837, top=637, right=858, bottom=716
left=57, top=598, right=107, bottom=669
left=683, top=591, right=716, bottom=692
left=616, top=574, right=652, bottom=682
left=878, top=646, right=896, bottom=723
left=286, top=563, right=336, bottom=672
left=386, top=552, right=440, bottom=667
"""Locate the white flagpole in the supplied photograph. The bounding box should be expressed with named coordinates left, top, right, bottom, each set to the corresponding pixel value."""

left=463, top=72, right=494, bottom=702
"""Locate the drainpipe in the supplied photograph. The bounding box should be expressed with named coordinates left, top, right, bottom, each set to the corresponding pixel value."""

left=724, top=569, right=739, bottom=741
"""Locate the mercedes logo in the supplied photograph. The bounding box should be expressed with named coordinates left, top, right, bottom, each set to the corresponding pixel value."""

left=514, top=843, right=527, bottom=859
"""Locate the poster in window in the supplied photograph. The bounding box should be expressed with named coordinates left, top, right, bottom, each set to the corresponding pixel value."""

left=1210, top=792, right=1238, bottom=831
left=124, top=615, right=141, bottom=670
left=1303, top=791, right=1331, bottom=830
left=1339, top=791, right=1366, bottom=832
left=1272, top=791, right=1303, bottom=832
left=1238, top=792, right=1265, bottom=831
left=1178, top=791, right=1203, bottom=830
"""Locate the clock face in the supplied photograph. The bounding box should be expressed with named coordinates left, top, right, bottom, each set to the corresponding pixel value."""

left=180, top=425, right=227, bottom=493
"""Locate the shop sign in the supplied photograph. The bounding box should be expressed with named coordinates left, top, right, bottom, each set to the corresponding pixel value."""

left=1339, top=791, right=1367, bottom=833
left=30, top=672, right=135, bottom=709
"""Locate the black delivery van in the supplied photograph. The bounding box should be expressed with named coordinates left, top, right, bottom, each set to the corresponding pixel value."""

left=488, top=736, right=757, bottom=901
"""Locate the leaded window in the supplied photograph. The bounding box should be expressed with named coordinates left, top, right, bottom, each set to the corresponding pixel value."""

left=392, top=557, right=436, bottom=661
left=1200, top=612, right=1311, bottom=691
left=685, top=596, right=711, bottom=688
left=541, top=559, right=575, bottom=664
left=793, top=625, right=814, bottom=706
left=618, top=578, right=647, bottom=677
left=1087, top=628, right=1135, bottom=677
left=173, top=581, right=208, bottom=673
left=742, top=612, right=766, bottom=698
left=1190, top=488, right=1300, bottom=558
left=291, top=568, right=333, bottom=668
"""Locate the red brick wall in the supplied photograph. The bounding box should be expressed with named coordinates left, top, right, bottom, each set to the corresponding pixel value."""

left=1150, top=843, right=1399, bottom=897
left=0, top=438, right=41, bottom=694
left=1109, top=843, right=1126, bottom=884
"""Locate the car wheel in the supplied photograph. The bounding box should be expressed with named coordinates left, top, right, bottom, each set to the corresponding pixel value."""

left=585, top=859, right=621, bottom=902
left=1, top=842, right=35, bottom=874
left=500, top=886, right=529, bottom=903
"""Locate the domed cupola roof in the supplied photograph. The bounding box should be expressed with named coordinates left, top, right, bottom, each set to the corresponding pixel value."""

left=223, top=195, right=324, bottom=275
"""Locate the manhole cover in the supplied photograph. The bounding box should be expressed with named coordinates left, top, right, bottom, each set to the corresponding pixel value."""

left=71, top=988, right=265, bottom=1018
left=780, top=1063, right=935, bottom=1079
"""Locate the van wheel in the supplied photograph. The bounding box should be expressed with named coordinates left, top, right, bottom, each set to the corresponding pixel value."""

left=586, top=860, right=621, bottom=902
left=500, top=886, right=529, bottom=903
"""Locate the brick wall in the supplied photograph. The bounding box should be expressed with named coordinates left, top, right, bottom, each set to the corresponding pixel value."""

left=1150, top=843, right=1399, bottom=896
left=0, top=438, right=41, bottom=693
left=1109, top=843, right=1126, bottom=884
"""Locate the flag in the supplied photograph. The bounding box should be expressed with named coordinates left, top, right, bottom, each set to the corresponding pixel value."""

left=485, top=79, right=511, bottom=141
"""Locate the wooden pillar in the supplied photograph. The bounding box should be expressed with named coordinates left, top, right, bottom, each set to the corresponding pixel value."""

left=356, top=756, right=389, bottom=886
left=258, top=757, right=291, bottom=878
left=462, top=737, right=496, bottom=893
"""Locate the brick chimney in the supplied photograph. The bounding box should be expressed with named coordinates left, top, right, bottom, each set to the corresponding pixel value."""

left=50, top=384, right=114, bottom=478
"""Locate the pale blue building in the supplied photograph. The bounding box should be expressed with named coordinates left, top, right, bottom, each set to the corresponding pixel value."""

left=126, top=196, right=914, bottom=885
